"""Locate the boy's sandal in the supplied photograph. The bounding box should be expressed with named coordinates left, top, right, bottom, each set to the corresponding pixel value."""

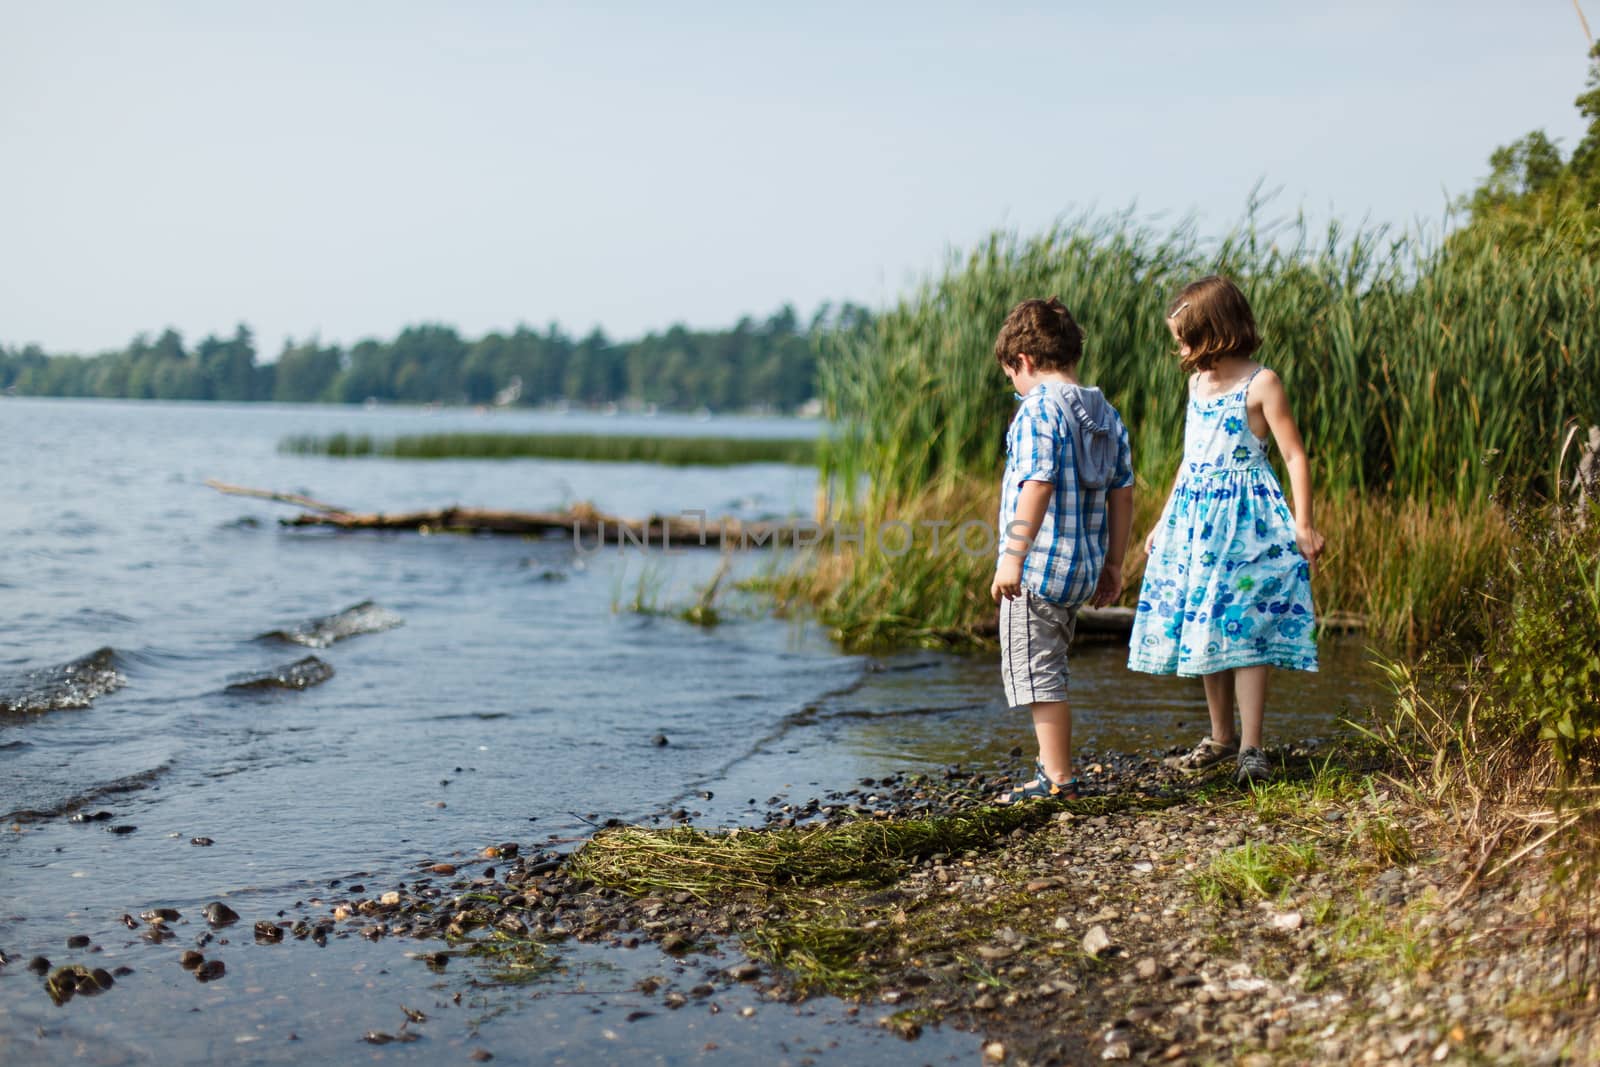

left=996, top=762, right=1081, bottom=804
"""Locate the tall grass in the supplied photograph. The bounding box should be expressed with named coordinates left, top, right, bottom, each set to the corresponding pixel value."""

left=280, top=431, right=817, bottom=466
left=820, top=208, right=1598, bottom=509
left=807, top=206, right=1598, bottom=649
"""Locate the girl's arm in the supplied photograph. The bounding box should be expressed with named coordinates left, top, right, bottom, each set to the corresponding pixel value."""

left=1255, top=370, right=1326, bottom=568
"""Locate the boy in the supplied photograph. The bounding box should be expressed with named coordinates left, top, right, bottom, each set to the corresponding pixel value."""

left=990, top=298, right=1134, bottom=802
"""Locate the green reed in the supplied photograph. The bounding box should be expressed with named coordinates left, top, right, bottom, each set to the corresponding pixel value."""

left=820, top=208, right=1599, bottom=509
left=280, top=431, right=817, bottom=466
left=804, top=206, right=1597, bottom=652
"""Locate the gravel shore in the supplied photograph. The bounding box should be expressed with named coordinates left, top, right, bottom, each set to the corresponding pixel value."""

left=261, top=748, right=1600, bottom=1065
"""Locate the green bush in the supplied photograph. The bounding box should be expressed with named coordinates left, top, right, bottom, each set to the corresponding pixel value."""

left=1492, top=509, right=1600, bottom=774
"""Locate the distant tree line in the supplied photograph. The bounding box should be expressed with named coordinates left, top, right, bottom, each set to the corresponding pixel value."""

left=0, top=303, right=873, bottom=413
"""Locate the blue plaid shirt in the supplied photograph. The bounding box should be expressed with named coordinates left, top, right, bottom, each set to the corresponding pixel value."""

left=999, top=384, right=1134, bottom=605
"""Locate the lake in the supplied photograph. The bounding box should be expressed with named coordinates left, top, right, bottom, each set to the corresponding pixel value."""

left=0, top=398, right=1385, bottom=1064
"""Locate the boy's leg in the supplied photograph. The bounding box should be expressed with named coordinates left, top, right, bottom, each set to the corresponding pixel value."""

left=1031, top=700, right=1073, bottom=784
left=1201, top=670, right=1239, bottom=745
left=1233, top=665, right=1268, bottom=750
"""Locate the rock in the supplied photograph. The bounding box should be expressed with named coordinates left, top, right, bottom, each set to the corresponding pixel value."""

left=1102, top=1042, right=1132, bottom=1060
left=1083, top=925, right=1113, bottom=958
left=190, top=837, right=214, bottom=846
left=651, top=733, right=669, bottom=747
left=1136, top=957, right=1160, bottom=980
left=976, top=945, right=1015, bottom=962
left=28, top=956, right=50, bottom=975
left=66, top=935, right=90, bottom=949
left=1271, top=910, right=1303, bottom=931
left=225, top=655, right=334, bottom=691
left=194, top=959, right=225, bottom=982
left=380, top=891, right=401, bottom=906
left=203, top=902, right=240, bottom=926
left=180, top=951, right=204, bottom=970
left=983, top=1041, right=1006, bottom=1061
left=726, top=962, right=761, bottom=981
left=431, top=863, right=457, bottom=875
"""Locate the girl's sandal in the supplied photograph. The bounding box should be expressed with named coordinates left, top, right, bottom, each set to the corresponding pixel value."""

left=996, top=762, right=1081, bottom=804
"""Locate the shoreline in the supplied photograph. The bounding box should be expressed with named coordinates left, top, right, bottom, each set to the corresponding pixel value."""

left=266, top=745, right=1600, bottom=1066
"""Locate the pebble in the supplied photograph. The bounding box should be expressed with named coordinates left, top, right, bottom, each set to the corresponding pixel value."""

left=1083, top=925, right=1113, bottom=958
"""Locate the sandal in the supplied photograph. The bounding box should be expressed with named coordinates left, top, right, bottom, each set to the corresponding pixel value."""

left=996, top=761, right=1081, bottom=803
left=1162, top=736, right=1239, bottom=774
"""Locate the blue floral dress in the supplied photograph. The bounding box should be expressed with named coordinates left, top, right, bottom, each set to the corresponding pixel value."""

left=1127, top=368, right=1318, bottom=676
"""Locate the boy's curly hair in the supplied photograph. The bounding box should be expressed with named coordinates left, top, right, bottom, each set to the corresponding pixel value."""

left=1167, top=275, right=1260, bottom=373
left=994, top=297, right=1083, bottom=371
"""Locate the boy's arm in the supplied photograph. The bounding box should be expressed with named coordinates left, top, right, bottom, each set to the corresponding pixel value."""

left=1091, top=485, right=1134, bottom=607
left=991, top=480, right=1053, bottom=602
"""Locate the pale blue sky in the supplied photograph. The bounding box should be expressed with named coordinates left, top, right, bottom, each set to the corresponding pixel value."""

left=1, top=1, right=1593, bottom=356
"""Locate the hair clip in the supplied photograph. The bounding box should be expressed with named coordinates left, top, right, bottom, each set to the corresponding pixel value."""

left=1167, top=301, right=1189, bottom=318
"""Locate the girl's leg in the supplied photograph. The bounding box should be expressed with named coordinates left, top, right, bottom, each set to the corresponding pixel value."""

left=1234, top=665, right=1269, bottom=749
left=1032, top=700, right=1073, bottom=783
left=1201, top=671, right=1238, bottom=745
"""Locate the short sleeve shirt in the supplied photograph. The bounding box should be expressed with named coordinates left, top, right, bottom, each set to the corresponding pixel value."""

left=998, top=385, right=1134, bottom=605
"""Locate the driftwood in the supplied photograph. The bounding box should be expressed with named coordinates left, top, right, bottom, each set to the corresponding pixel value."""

left=205, top=480, right=792, bottom=547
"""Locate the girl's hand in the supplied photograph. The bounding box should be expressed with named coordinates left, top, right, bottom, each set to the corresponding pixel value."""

left=1143, top=527, right=1159, bottom=558
left=1296, top=525, right=1326, bottom=571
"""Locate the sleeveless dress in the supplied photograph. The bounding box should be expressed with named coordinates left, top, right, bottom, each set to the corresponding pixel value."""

left=1127, top=367, right=1318, bottom=676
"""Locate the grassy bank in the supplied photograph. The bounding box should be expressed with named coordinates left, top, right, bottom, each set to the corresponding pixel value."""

left=279, top=431, right=818, bottom=466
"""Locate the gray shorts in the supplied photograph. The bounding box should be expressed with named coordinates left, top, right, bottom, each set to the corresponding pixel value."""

left=999, top=589, right=1079, bottom=707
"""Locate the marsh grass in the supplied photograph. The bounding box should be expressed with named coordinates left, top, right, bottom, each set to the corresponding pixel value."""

left=741, top=914, right=892, bottom=995
left=806, top=204, right=1597, bottom=652
left=569, top=804, right=1068, bottom=898
left=280, top=431, right=818, bottom=466
left=1192, top=841, right=1323, bottom=904
left=569, top=791, right=1181, bottom=900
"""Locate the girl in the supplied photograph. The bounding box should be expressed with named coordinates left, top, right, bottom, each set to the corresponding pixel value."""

left=1127, top=275, right=1324, bottom=784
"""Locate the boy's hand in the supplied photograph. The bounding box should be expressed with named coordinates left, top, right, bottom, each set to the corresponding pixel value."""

left=1090, top=561, right=1124, bottom=608
left=991, top=556, right=1024, bottom=602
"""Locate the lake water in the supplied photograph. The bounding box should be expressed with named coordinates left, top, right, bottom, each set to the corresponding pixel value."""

left=0, top=398, right=1386, bottom=1064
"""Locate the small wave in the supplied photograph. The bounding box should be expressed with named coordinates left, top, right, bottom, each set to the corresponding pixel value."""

left=225, top=655, right=335, bottom=692
left=0, top=647, right=126, bottom=715
left=259, top=600, right=404, bottom=648
left=2, top=760, right=174, bottom=823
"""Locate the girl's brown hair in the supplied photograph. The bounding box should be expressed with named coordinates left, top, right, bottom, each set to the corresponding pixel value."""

left=994, top=297, right=1083, bottom=371
left=1167, top=275, right=1260, bottom=373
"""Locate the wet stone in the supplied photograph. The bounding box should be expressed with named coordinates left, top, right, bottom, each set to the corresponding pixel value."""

left=203, top=902, right=240, bottom=926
